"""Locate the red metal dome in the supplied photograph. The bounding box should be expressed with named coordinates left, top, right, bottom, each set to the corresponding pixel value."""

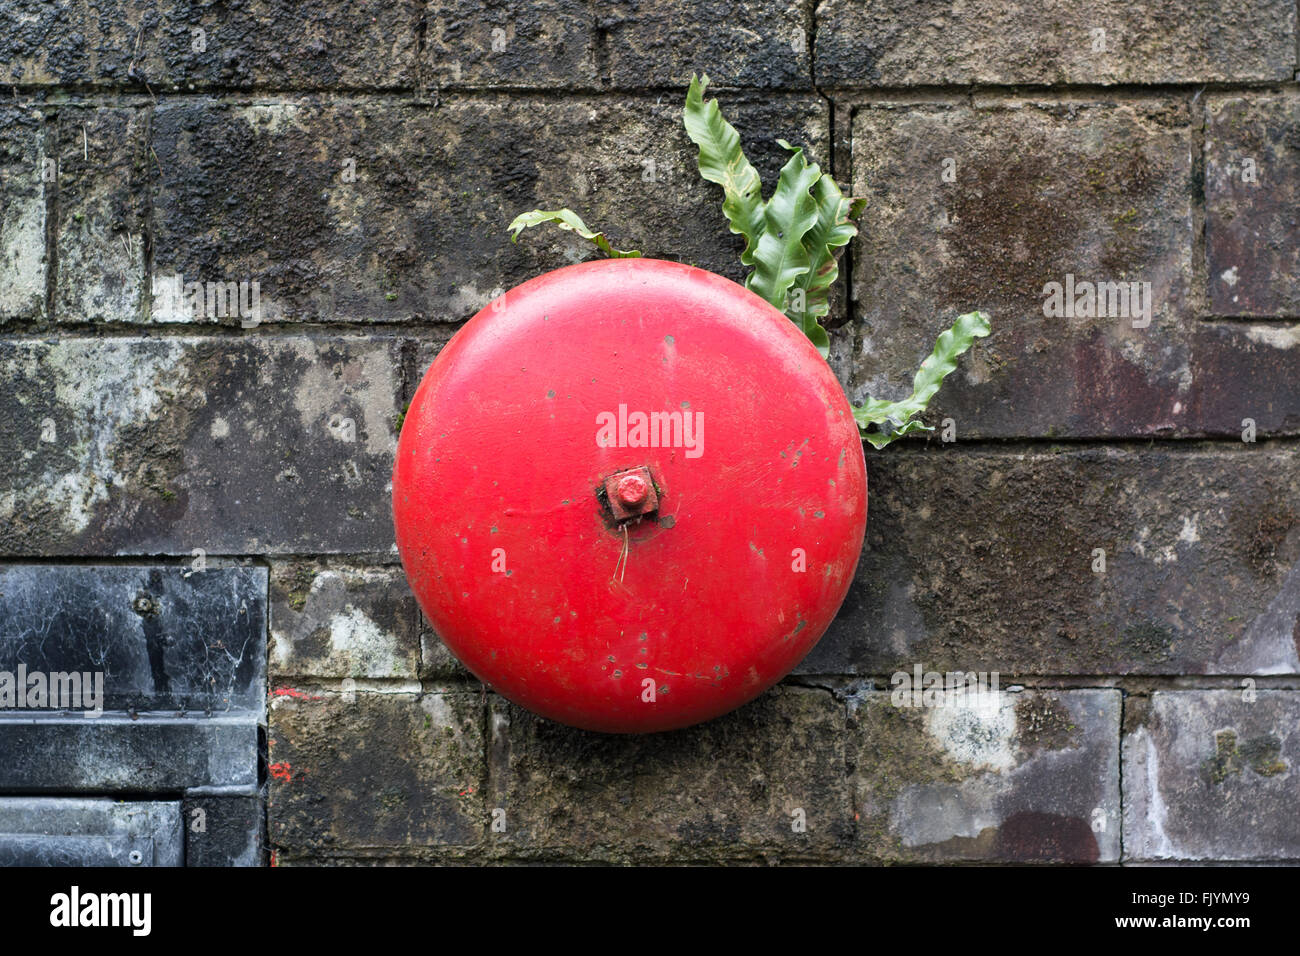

left=393, top=258, right=866, bottom=732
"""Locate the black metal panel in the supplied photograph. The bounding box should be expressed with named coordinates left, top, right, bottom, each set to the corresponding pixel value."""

left=0, top=797, right=182, bottom=866
left=0, top=565, right=266, bottom=865
left=0, top=565, right=266, bottom=714
left=0, top=715, right=258, bottom=792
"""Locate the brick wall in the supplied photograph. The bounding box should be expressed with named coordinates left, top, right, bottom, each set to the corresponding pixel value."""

left=2, top=0, right=1298, bottom=864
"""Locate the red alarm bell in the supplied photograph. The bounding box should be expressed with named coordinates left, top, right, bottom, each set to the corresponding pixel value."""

left=393, top=258, right=866, bottom=733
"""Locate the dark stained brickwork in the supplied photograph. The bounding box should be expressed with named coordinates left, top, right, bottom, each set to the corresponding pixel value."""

left=1, top=0, right=1298, bottom=864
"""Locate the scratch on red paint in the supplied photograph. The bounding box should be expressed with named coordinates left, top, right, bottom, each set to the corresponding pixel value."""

left=269, top=762, right=294, bottom=782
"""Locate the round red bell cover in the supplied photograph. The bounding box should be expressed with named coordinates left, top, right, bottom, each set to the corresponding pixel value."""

left=393, top=258, right=867, bottom=732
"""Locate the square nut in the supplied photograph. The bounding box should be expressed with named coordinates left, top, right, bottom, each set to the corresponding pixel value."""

left=603, top=467, right=659, bottom=522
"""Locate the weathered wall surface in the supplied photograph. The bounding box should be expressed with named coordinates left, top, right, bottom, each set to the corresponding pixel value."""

left=2, top=0, right=1298, bottom=864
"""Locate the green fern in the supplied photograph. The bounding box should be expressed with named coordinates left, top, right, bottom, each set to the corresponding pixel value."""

left=507, top=209, right=641, bottom=259
left=505, top=73, right=990, bottom=449
left=852, top=311, right=991, bottom=448
left=683, top=73, right=989, bottom=447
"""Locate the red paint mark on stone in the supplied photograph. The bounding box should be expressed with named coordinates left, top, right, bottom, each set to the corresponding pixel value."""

left=272, top=687, right=322, bottom=700
left=269, top=762, right=294, bottom=782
